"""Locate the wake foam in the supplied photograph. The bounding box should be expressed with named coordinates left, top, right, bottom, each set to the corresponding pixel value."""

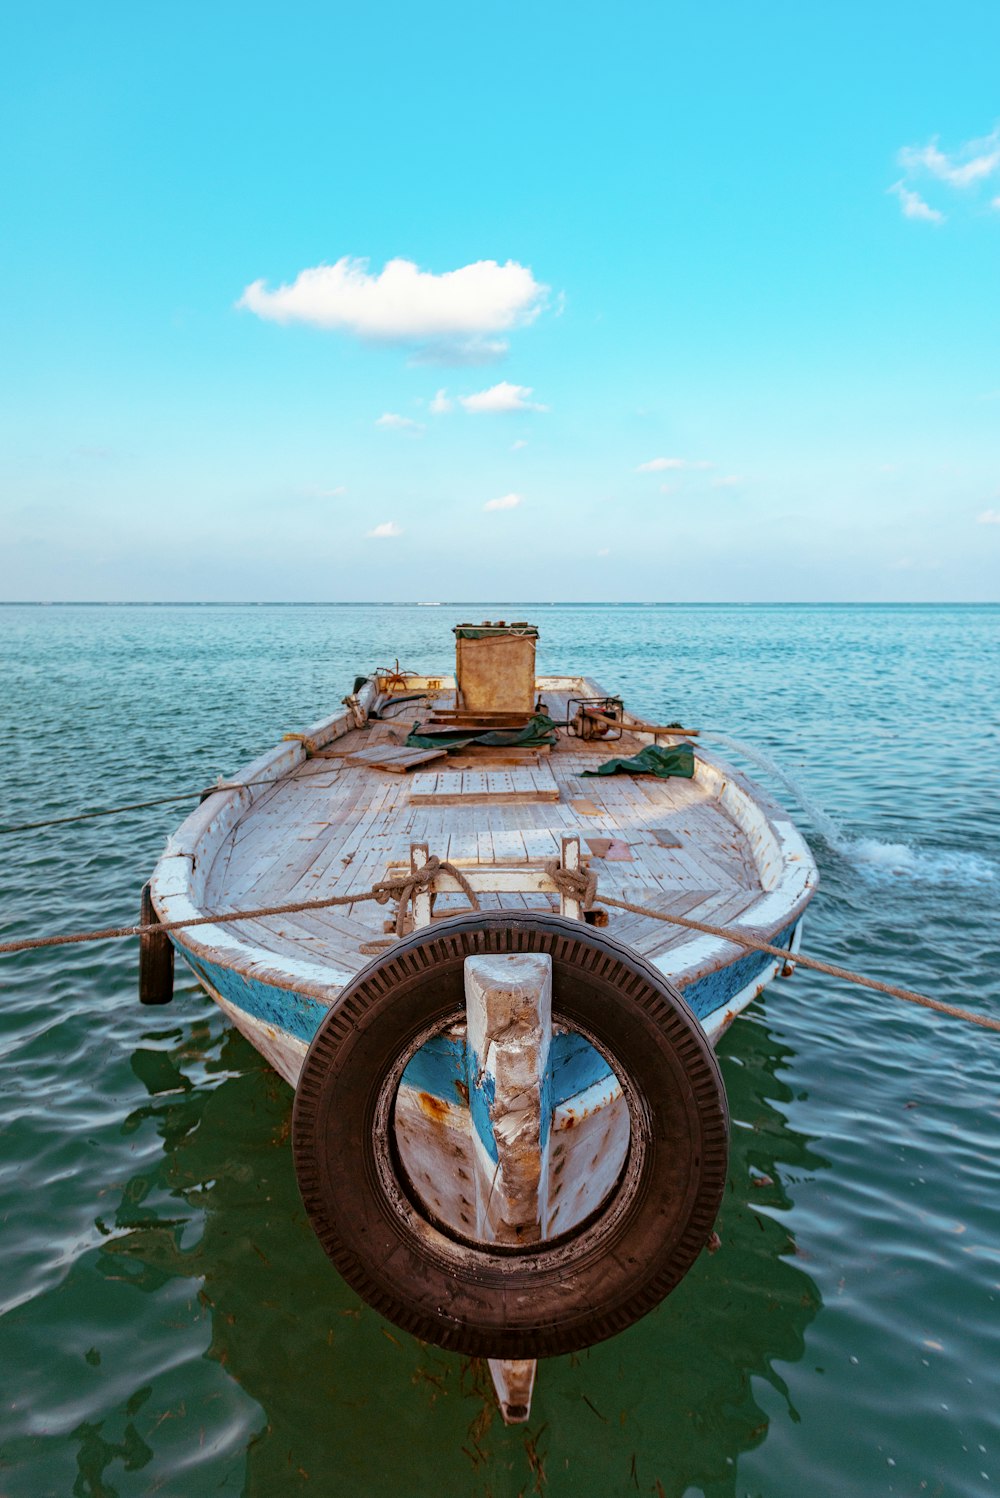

left=834, top=837, right=998, bottom=887
left=700, top=732, right=997, bottom=888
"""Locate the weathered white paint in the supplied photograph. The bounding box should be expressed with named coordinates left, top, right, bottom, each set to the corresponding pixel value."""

left=394, top=1086, right=479, bottom=1235
left=546, top=1088, right=629, bottom=1238
left=487, top=1359, right=536, bottom=1425
left=207, top=985, right=309, bottom=1087
left=560, top=835, right=582, bottom=921
left=395, top=1069, right=630, bottom=1243
left=156, top=868, right=356, bottom=992
left=464, top=953, right=552, bottom=1246
left=410, top=842, right=432, bottom=930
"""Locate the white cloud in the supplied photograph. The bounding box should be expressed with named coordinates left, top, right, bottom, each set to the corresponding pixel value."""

left=238, top=256, right=547, bottom=359
left=900, top=128, right=1000, bottom=188
left=977, top=508, right=1000, bottom=525
left=459, top=381, right=548, bottom=414
left=596, top=547, right=610, bottom=557
left=430, top=388, right=453, bottom=414
left=992, top=196, right=1000, bottom=211
left=376, top=412, right=424, bottom=434
left=889, top=181, right=945, bottom=223
left=637, top=456, right=713, bottom=472
left=511, top=438, right=528, bottom=451
left=484, top=492, right=523, bottom=511
left=367, top=521, right=402, bottom=538
left=891, top=128, right=1000, bottom=226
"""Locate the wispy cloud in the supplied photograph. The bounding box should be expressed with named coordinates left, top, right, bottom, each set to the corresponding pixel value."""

left=367, top=521, right=402, bottom=538
left=899, top=128, right=1000, bottom=188
left=889, top=181, right=945, bottom=223
left=711, top=474, right=744, bottom=489
left=636, top=456, right=713, bottom=472
left=238, top=256, right=548, bottom=362
left=459, top=381, right=548, bottom=414
left=892, top=126, right=1000, bottom=224
left=977, top=508, right=1000, bottom=525
left=484, top=492, right=523, bottom=511
left=376, top=412, right=424, bottom=434
left=302, top=484, right=347, bottom=498
left=430, top=389, right=452, bottom=414
left=511, top=438, right=528, bottom=451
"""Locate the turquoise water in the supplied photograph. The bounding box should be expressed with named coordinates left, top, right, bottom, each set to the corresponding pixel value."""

left=1, top=603, right=997, bottom=1498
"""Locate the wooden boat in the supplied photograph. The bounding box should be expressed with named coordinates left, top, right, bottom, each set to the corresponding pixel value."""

left=145, top=621, right=818, bottom=1422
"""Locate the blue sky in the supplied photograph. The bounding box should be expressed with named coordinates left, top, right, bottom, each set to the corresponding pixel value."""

left=1, top=1, right=998, bottom=601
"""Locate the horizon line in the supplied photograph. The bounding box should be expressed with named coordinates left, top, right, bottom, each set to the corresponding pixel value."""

left=0, top=599, right=997, bottom=609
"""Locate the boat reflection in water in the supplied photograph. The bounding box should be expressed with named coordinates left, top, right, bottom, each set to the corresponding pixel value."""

left=88, top=990, right=827, bottom=1497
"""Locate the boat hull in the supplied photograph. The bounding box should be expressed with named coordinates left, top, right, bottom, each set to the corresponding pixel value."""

left=175, top=912, right=803, bottom=1091
left=151, top=667, right=816, bottom=1112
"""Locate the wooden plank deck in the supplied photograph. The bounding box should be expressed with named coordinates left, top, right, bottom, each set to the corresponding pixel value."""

left=199, top=684, right=766, bottom=966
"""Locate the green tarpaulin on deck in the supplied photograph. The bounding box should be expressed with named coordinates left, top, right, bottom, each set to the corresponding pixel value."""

left=406, top=713, right=558, bottom=753
left=452, top=624, right=538, bottom=640
left=581, top=743, right=695, bottom=779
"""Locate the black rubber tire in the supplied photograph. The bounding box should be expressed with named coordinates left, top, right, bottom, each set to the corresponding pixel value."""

left=292, top=911, right=728, bottom=1359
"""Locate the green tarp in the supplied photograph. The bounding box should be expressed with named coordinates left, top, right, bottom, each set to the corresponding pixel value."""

left=406, top=713, right=558, bottom=753
left=581, top=743, right=695, bottom=780
left=452, top=624, right=538, bottom=640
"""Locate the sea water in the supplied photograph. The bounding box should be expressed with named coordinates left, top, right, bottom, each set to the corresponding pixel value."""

left=0, top=603, right=997, bottom=1497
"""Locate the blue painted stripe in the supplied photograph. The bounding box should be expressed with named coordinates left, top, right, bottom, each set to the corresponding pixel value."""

left=178, top=921, right=798, bottom=1093
left=468, top=1067, right=498, bottom=1163
left=177, top=946, right=327, bottom=1045
left=551, top=1029, right=612, bottom=1100
left=681, top=921, right=796, bottom=1018
left=402, top=1034, right=467, bottom=1096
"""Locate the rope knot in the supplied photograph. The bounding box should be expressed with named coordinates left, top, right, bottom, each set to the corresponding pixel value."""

left=544, top=858, right=601, bottom=915
left=371, top=854, right=479, bottom=936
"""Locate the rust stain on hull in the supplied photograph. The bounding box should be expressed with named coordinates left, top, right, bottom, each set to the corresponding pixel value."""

left=417, top=1091, right=450, bottom=1123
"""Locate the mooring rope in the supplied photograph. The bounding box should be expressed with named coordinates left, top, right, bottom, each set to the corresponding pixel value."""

left=375, top=855, right=481, bottom=937
left=0, top=702, right=421, bottom=835
left=0, top=780, right=284, bottom=836
left=0, top=855, right=994, bottom=1034
left=0, top=855, right=480, bottom=956
left=542, top=863, right=1000, bottom=1034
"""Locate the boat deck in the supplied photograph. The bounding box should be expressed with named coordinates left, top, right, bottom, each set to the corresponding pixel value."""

left=201, top=685, right=765, bottom=978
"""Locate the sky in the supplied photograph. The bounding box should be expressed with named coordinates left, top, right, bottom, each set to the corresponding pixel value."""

left=1, top=1, right=998, bottom=602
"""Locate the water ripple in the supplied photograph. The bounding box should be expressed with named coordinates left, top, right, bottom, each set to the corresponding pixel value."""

left=1, top=602, right=998, bottom=1497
